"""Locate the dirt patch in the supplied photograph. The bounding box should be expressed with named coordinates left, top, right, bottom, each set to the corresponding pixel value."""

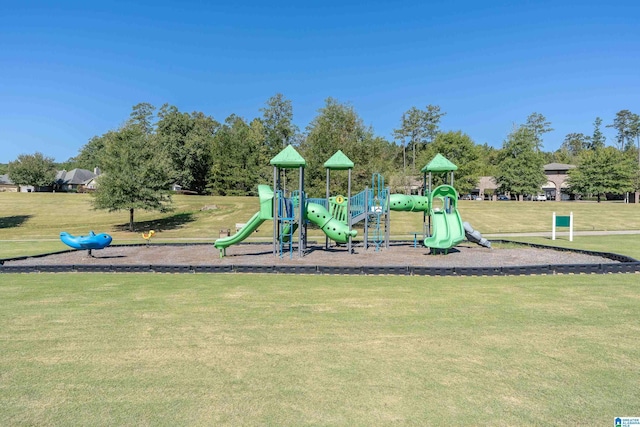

left=4, top=242, right=618, bottom=268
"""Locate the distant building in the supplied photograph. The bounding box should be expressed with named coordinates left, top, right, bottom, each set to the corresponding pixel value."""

left=0, top=174, right=18, bottom=192
left=0, top=174, right=35, bottom=192
left=475, top=176, right=499, bottom=200
left=54, top=168, right=99, bottom=192
left=473, top=163, right=576, bottom=201
left=542, top=163, right=576, bottom=201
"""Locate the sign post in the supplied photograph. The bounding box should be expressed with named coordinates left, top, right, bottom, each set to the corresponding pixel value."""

left=552, top=212, right=573, bottom=241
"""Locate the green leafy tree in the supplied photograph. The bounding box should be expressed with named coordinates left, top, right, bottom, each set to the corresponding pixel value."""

left=260, top=93, right=298, bottom=157
left=7, top=152, right=56, bottom=190
left=417, top=131, right=482, bottom=195
left=551, top=147, right=574, bottom=164
left=92, top=124, right=173, bottom=231
left=524, top=112, right=553, bottom=152
left=568, top=147, right=635, bottom=202
left=71, top=133, right=115, bottom=171
left=0, top=164, right=8, bottom=175
left=607, top=110, right=637, bottom=150
left=300, top=98, right=377, bottom=194
left=628, top=113, right=640, bottom=186
left=631, top=166, right=640, bottom=203
left=560, top=133, right=591, bottom=159
left=341, top=133, right=398, bottom=193
left=156, top=104, right=219, bottom=194
left=129, top=102, right=156, bottom=135
left=608, top=110, right=640, bottom=201
left=494, top=126, right=547, bottom=200
left=209, top=115, right=265, bottom=195
left=393, top=105, right=445, bottom=173
left=476, top=143, right=500, bottom=177
left=589, top=117, right=606, bottom=150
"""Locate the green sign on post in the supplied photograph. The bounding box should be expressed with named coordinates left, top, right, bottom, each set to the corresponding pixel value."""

left=555, top=216, right=571, bottom=227
left=552, top=212, right=573, bottom=241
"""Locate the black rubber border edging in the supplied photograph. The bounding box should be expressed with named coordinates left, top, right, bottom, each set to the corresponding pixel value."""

left=1, top=241, right=639, bottom=275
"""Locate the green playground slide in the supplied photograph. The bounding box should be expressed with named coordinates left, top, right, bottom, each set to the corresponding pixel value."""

left=214, top=200, right=356, bottom=255
left=423, top=209, right=465, bottom=250
left=214, top=211, right=264, bottom=251
left=423, top=184, right=465, bottom=251
left=305, top=202, right=357, bottom=243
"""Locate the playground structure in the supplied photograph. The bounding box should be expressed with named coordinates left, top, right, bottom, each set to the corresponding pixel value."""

left=214, top=147, right=489, bottom=257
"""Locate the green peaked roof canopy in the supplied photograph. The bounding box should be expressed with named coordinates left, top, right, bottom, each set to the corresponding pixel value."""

left=323, top=150, right=354, bottom=170
left=270, top=145, right=306, bottom=168
left=421, top=153, right=458, bottom=173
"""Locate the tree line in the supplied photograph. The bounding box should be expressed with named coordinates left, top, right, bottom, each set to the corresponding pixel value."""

left=5, top=95, right=639, bottom=229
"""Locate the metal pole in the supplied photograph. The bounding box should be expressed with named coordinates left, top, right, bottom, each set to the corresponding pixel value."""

left=298, top=166, right=304, bottom=258
left=552, top=212, right=556, bottom=241
left=428, top=172, right=433, bottom=237
left=273, top=166, right=278, bottom=256
left=363, top=186, right=369, bottom=250
left=326, top=168, right=330, bottom=250
left=347, top=168, right=352, bottom=253
left=385, top=185, right=390, bottom=248
left=422, top=171, right=427, bottom=237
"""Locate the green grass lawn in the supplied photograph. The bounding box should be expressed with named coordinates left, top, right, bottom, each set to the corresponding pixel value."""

left=456, top=199, right=640, bottom=234
left=1, top=273, right=639, bottom=426
left=507, top=234, right=640, bottom=261
left=1, top=192, right=639, bottom=425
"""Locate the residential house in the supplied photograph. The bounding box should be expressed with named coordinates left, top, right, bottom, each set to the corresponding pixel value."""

left=0, top=174, right=35, bottom=192
left=82, top=176, right=99, bottom=191
left=0, top=174, right=19, bottom=192
left=54, top=168, right=99, bottom=192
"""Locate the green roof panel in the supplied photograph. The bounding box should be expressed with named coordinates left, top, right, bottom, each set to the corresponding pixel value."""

left=421, top=153, right=458, bottom=173
left=323, top=150, right=354, bottom=170
left=270, top=145, right=306, bottom=168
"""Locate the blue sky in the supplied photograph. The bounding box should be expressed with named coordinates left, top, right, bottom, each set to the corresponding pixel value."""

left=1, top=0, right=639, bottom=163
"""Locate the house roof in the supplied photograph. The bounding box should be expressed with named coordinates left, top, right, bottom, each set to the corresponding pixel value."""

left=323, top=150, right=354, bottom=170
left=55, top=168, right=97, bottom=185
left=544, top=163, right=576, bottom=171
left=0, top=174, right=15, bottom=185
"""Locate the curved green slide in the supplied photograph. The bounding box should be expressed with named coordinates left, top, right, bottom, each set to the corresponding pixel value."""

left=423, top=184, right=465, bottom=251
left=305, top=202, right=357, bottom=243
left=214, top=184, right=356, bottom=256
left=214, top=185, right=274, bottom=256
left=214, top=212, right=265, bottom=253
